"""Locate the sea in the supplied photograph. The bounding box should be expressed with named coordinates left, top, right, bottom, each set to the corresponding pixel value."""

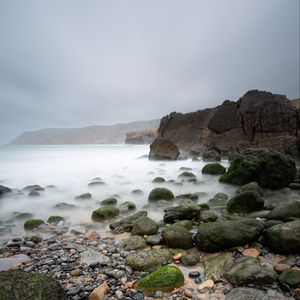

left=0, top=144, right=236, bottom=243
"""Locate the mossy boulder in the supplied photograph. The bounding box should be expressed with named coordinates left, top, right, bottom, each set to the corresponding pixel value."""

left=266, top=201, right=300, bottom=221
left=199, top=210, right=218, bottom=222
left=178, top=172, right=197, bottom=182
left=152, top=177, right=166, bottom=183
left=162, top=225, right=193, bottom=249
left=91, top=207, right=119, bottom=222
left=100, top=197, right=117, bottom=206
left=135, top=265, right=184, bottom=293
left=227, top=191, right=264, bottom=213
left=219, top=148, right=296, bottom=189
left=119, top=201, right=137, bottom=213
left=237, top=182, right=264, bottom=196
left=194, top=219, right=264, bottom=252
left=24, top=219, right=44, bottom=230
left=263, top=220, right=300, bottom=254
left=47, top=216, right=65, bottom=225
left=207, top=193, right=229, bottom=207
left=0, top=270, right=66, bottom=300
left=202, top=163, right=226, bottom=175
left=163, top=205, right=202, bottom=223
left=148, top=187, right=174, bottom=202
left=180, top=252, right=200, bottom=266
left=279, top=269, right=300, bottom=287
left=174, top=220, right=193, bottom=230
left=131, top=216, right=159, bottom=236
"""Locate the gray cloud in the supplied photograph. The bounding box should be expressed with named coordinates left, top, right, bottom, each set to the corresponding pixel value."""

left=0, top=0, right=299, bottom=143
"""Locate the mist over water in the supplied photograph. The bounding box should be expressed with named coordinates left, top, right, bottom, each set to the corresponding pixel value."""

left=0, top=145, right=236, bottom=242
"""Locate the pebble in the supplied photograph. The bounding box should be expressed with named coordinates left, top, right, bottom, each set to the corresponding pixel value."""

left=189, top=271, right=201, bottom=278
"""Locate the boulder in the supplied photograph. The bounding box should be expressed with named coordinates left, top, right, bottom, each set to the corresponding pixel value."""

left=109, top=211, right=147, bottom=233
left=266, top=201, right=300, bottom=221
left=125, top=249, right=172, bottom=271
left=207, top=193, right=229, bottom=207
left=194, top=219, right=264, bottom=252
left=163, top=205, right=202, bottom=223
left=23, top=185, right=44, bottom=191
left=202, top=163, right=226, bottom=175
left=175, top=193, right=199, bottom=201
left=135, top=265, right=184, bottom=293
left=91, top=207, right=119, bottom=222
left=47, top=216, right=65, bottom=225
left=120, top=235, right=147, bottom=251
left=223, top=256, right=278, bottom=285
left=174, top=220, right=193, bottom=230
left=24, top=219, right=44, bottom=230
left=202, top=149, right=221, bottom=161
left=220, top=148, right=296, bottom=189
left=152, top=176, right=166, bottom=183
left=149, top=137, right=180, bottom=160
left=148, top=187, right=174, bottom=202
left=0, top=185, right=11, bottom=197
left=162, top=225, right=193, bottom=249
left=75, top=192, right=92, bottom=200
left=0, top=270, right=66, bottom=299
left=131, top=217, right=159, bottom=236
left=180, top=252, right=200, bottom=266
left=54, top=202, right=78, bottom=210
left=119, top=201, right=136, bottom=213
left=236, top=182, right=264, bottom=196
left=227, top=191, right=264, bottom=213
left=199, top=210, right=218, bottom=222
left=100, top=197, right=117, bottom=206
left=13, top=212, right=34, bottom=221
left=264, top=220, right=300, bottom=254
left=279, top=269, right=300, bottom=287
left=225, top=287, right=268, bottom=300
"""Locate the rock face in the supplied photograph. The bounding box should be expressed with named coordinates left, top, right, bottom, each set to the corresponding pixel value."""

left=157, top=90, right=300, bottom=157
left=194, top=219, right=264, bottom=252
left=149, top=138, right=180, bottom=160
left=220, top=148, right=296, bottom=189
left=125, top=128, right=157, bottom=144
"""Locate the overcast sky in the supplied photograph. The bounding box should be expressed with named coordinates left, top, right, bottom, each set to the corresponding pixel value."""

left=0, top=0, right=299, bottom=144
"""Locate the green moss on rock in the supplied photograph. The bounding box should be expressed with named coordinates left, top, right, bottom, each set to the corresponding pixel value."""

left=202, top=163, right=226, bottom=175
left=227, top=191, right=264, bottom=213
left=24, top=219, right=44, bottom=230
left=148, top=187, right=174, bottom=202
left=91, top=207, right=119, bottom=222
left=135, top=265, right=184, bottom=293
left=47, top=216, right=65, bottom=225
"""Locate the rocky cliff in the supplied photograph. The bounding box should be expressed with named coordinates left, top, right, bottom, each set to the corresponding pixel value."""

left=125, top=128, right=157, bottom=144
left=10, top=119, right=160, bottom=145
left=157, top=90, right=300, bottom=156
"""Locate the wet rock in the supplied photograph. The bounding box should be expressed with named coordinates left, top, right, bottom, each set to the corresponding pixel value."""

left=274, top=263, right=291, bottom=273
left=131, top=189, right=144, bottom=195
left=163, top=205, right=202, bottom=223
left=92, top=207, right=119, bottom=222
left=54, top=202, right=78, bottom=210
left=279, top=269, right=300, bottom=287
left=13, top=212, right=34, bottom=221
left=219, top=148, right=297, bottom=189
left=125, top=248, right=172, bottom=271
left=180, top=252, right=200, bottom=266
left=225, top=287, right=268, bottom=300
left=23, top=185, right=44, bottom=191
left=75, top=192, right=92, bottom=200
left=264, top=220, right=283, bottom=228
left=146, top=235, right=161, bottom=246
left=178, top=172, right=197, bottom=179
left=162, top=225, right=193, bottom=249
left=175, top=193, right=199, bottom=201
left=88, top=181, right=106, bottom=187
left=207, top=193, right=229, bottom=207
left=174, top=220, right=193, bottom=230
left=199, top=210, right=218, bottom=222
left=236, top=182, right=264, bottom=196
left=0, top=270, right=66, bottom=299
left=202, top=163, right=226, bottom=175
left=152, top=177, right=166, bottom=183
left=264, top=220, right=300, bottom=254
left=202, top=149, right=221, bottom=162
left=24, top=219, right=45, bottom=230
left=28, top=190, right=40, bottom=197
left=197, top=279, right=214, bottom=291
left=132, top=217, right=159, bottom=236
left=195, top=219, right=263, bottom=252
left=266, top=201, right=300, bottom=221
left=148, top=187, right=174, bottom=202
left=223, top=256, right=278, bottom=285
left=89, top=282, right=108, bottom=300
left=135, top=265, right=184, bottom=292
left=119, top=201, right=137, bottom=213
left=47, top=215, right=65, bottom=225
left=100, top=197, right=118, bottom=206
left=149, top=137, right=180, bottom=160
left=120, top=235, right=147, bottom=251
left=227, top=191, right=264, bottom=213
left=109, top=211, right=147, bottom=233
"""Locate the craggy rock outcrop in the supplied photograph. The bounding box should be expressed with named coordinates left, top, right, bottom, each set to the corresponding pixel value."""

left=149, top=137, right=180, bottom=160
left=157, top=90, right=300, bottom=157
left=125, top=128, right=157, bottom=144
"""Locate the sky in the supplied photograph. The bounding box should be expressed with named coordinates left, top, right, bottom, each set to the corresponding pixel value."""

left=0, top=0, right=299, bottom=144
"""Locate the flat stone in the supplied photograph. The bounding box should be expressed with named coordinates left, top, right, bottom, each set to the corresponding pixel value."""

left=197, top=279, right=214, bottom=291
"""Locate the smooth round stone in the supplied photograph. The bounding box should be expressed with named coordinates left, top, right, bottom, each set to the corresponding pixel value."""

left=132, top=291, right=144, bottom=300
left=66, top=286, right=81, bottom=296
left=189, top=271, right=200, bottom=278
left=195, top=276, right=202, bottom=284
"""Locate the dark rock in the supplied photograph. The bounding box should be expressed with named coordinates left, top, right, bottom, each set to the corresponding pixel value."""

left=152, top=177, right=165, bottom=183
left=146, top=235, right=161, bottom=246
left=199, top=210, right=218, bottom=222
left=28, top=190, right=40, bottom=197
left=100, top=197, right=118, bottom=206
left=225, top=287, right=268, bottom=300
left=264, top=220, right=300, bottom=254
left=202, top=163, right=226, bottom=175
left=227, top=191, right=264, bottom=213
left=220, top=148, right=297, bottom=189
left=180, top=252, right=200, bottom=266
left=131, top=217, right=159, bottom=236
left=174, top=220, right=193, bottom=230
left=120, top=235, right=147, bottom=250
left=109, top=211, right=147, bottom=233
left=119, top=201, right=137, bottom=213
left=149, top=138, right=180, bottom=160
left=13, top=212, right=34, bottom=221
left=266, top=201, right=300, bottom=221
left=194, top=219, right=264, bottom=252
left=163, top=205, right=202, bottom=223
left=24, top=219, right=44, bottom=230
left=75, top=192, right=92, bottom=200
left=236, top=182, right=264, bottom=196
left=175, top=193, right=199, bottom=201
left=148, top=187, right=174, bottom=202
left=23, top=185, right=44, bottom=191
left=54, top=202, right=78, bottom=210
left=162, top=225, right=193, bottom=249
left=279, top=269, right=300, bottom=287
left=202, top=149, right=221, bottom=161
left=47, top=216, right=65, bottom=225
left=188, top=271, right=200, bottom=278
left=91, top=207, right=119, bottom=222
left=207, top=193, right=229, bottom=207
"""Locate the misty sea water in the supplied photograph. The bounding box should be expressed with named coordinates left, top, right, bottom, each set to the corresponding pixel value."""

left=0, top=144, right=235, bottom=243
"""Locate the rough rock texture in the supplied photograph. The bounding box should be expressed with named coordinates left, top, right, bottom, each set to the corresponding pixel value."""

left=219, top=148, right=296, bottom=189
left=161, top=225, right=193, bottom=249
left=157, top=90, right=300, bottom=157
left=225, top=287, right=268, bottom=300
left=148, top=187, right=174, bottom=202
left=120, top=235, right=147, bottom=251
left=266, top=201, right=300, bottom=221
left=227, top=191, right=264, bottom=213
left=163, top=205, right=202, bottom=223
left=194, top=219, right=264, bottom=252
left=264, top=220, right=300, bottom=254
left=91, top=207, right=119, bottom=222
left=131, top=217, right=159, bottom=236
left=0, top=270, right=66, bottom=300
left=149, top=137, right=180, bottom=160
left=125, top=128, right=157, bottom=144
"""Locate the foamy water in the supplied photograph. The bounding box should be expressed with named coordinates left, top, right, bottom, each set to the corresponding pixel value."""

left=0, top=145, right=236, bottom=241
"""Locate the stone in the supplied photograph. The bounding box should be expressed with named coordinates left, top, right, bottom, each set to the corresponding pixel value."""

left=279, top=269, right=300, bottom=287
left=152, top=177, right=166, bottom=183
left=174, top=220, right=193, bottom=230
left=236, top=182, right=264, bottom=196
left=163, top=205, right=202, bottom=223
left=199, top=210, right=218, bottom=222
left=109, top=211, right=147, bottom=233
left=202, top=150, right=221, bottom=161
left=84, top=230, right=100, bottom=240
left=0, top=185, right=11, bottom=197
left=24, top=219, right=44, bottom=230
left=274, top=263, right=291, bottom=273
left=148, top=187, right=174, bottom=202
left=180, top=252, right=200, bottom=266
left=54, top=202, right=78, bottom=210
left=120, top=235, right=147, bottom=251
left=47, top=215, right=65, bottom=225
left=223, top=257, right=278, bottom=285
left=202, top=163, right=226, bottom=175
left=75, top=192, right=92, bottom=200
left=242, top=248, right=260, bottom=258
left=91, top=207, right=119, bottom=222
left=0, top=270, right=66, bottom=299
left=125, top=249, right=172, bottom=271
left=89, top=283, right=108, bottom=300
left=264, top=220, right=300, bottom=254
left=195, top=219, right=263, bottom=252
left=28, top=190, right=40, bottom=197
left=131, top=217, right=159, bottom=236
left=207, top=193, right=229, bottom=207
left=225, top=287, right=268, bottom=300
left=100, top=197, right=117, bottom=206
left=13, top=212, right=34, bottom=221
left=227, top=191, right=264, bottom=213
left=162, top=225, right=193, bottom=250
left=125, top=128, right=157, bottom=144
left=197, top=279, right=214, bottom=291
left=135, top=265, right=184, bottom=292
left=266, top=201, right=300, bottom=221
left=220, top=148, right=297, bottom=189
left=149, top=137, right=180, bottom=160
left=146, top=235, right=161, bottom=246
left=119, top=201, right=136, bottom=213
